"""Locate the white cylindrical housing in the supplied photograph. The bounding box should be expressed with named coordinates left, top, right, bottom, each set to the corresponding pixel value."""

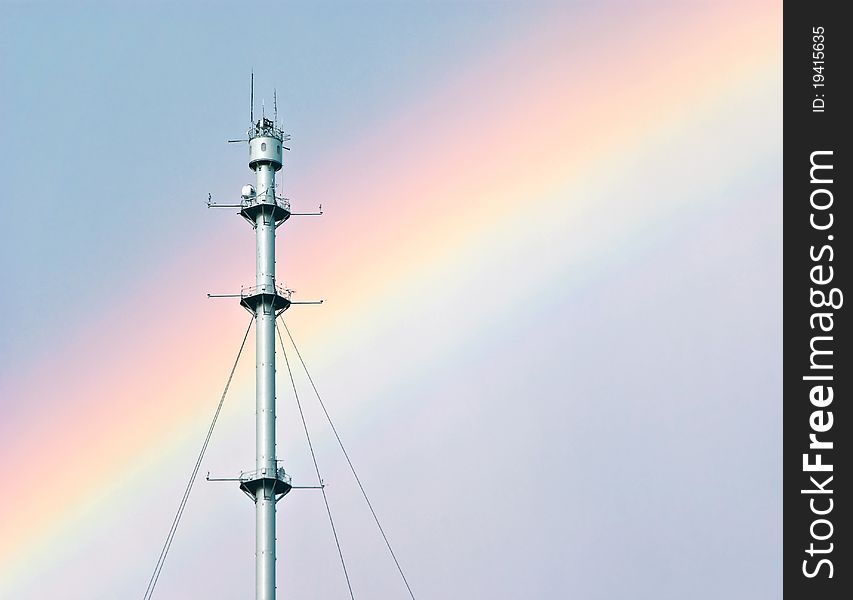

left=249, top=135, right=283, bottom=171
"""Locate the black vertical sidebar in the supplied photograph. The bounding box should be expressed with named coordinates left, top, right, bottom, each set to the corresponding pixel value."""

left=783, top=3, right=849, bottom=599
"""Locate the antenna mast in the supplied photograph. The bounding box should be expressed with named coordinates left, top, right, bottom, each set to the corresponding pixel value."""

left=238, top=82, right=293, bottom=600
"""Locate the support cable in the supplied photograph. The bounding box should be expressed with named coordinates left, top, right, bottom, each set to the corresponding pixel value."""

left=276, top=322, right=356, bottom=600
left=142, top=317, right=254, bottom=600
left=278, top=318, right=417, bottom=600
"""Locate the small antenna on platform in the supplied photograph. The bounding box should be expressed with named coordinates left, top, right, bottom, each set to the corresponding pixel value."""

left=274, top=89, right=278, bottom=126
left=250, top=72, right=254, bottom=125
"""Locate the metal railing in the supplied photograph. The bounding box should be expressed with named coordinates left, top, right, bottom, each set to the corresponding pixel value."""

left=247, top=120, right=290, bottom=142
left=242, top=194, right=291, bottom=213
left=239, top=466, right=292, bottom=485
left=240, top=283, right=293, bottom=300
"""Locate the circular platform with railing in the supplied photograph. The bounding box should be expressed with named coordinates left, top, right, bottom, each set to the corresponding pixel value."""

left=239, top=283, right=292, bottom=314
left=238, top=465, right=292, bottom=501
left=239, top=193, right=291, bottom=226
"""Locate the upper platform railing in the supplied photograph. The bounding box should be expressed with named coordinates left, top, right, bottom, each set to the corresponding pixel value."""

left=240, top=283, right=293, bottom=300
left=248, top=117, right=290, bottom=142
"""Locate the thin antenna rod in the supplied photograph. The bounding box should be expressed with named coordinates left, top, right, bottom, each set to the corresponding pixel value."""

left=250, top=72, right=254, bottom=125
left=273, top=89, right=278, bottom=126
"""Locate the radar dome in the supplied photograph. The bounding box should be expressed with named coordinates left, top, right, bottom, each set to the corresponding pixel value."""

left=241, top=184, right=256, bottom=200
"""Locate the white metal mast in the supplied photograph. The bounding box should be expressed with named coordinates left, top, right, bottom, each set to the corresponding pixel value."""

left=236, top=92, right=294, bottom=600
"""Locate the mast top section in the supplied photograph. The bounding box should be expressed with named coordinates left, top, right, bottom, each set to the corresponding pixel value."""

left=247, top=76, right=290, bottom=171
left=248, top=117, right=289, bottom=172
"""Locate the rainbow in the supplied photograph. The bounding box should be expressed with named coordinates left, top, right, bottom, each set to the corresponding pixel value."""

left=0, top=1, right=779, bottom=596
